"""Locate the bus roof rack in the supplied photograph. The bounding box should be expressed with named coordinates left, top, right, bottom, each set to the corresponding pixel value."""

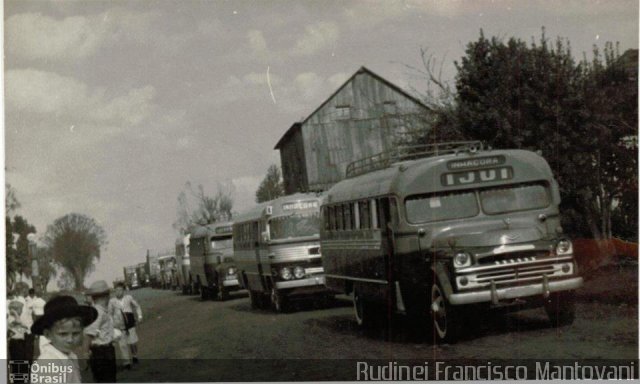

left=345, top=141, right=484, bottom=178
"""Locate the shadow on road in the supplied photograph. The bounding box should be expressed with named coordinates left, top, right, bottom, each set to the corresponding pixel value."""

left=307, top=306, right=557, bottom=345
left=228, top=295, right=351, bottom=315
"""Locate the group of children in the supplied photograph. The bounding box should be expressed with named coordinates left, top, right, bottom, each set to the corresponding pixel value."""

left=7, top=280, right=143, bottom=383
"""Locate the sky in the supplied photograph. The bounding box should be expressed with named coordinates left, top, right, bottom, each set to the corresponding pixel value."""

left=4, top=0, right=638, bottom=286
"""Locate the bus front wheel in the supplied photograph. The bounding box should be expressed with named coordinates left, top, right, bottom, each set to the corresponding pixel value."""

left=429, top=281, right=461, bottom=344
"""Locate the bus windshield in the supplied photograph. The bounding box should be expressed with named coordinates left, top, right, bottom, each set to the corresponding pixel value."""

left=405, top=190, right=478, bottom=223
left=269, top=212, right=320, bottom=240
left=480, top=182, right=550, bottom=214
left=210, top=236, right=232, bottom=250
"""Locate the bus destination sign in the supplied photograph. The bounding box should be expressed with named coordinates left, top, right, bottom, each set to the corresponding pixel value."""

left=282, top=200, right=319, bottom=211
left=441, top=166, right=514, bottom=186
left=215, top=225, right=233, bottom=234
left=447, top=155, right=506, bottom=170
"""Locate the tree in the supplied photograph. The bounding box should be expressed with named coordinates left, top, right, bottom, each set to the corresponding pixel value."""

left=173, top=182, right=234, bottom=234
left=12, top=216, right=37, bottom=278
left=452, top=29, right=636, bottom=239
left=255, top=164, right=285, bottom=203
left=43, top=213, right=107, bottom=290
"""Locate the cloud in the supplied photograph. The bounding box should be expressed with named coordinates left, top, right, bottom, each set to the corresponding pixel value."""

left=6, top=69, right=156, bottom=126
left=328, top=72, right=350, bottom=89
left=292, top=21, right=339, bottom=56
left=6, top=9, right=161, bottom=62
left=6, top=12, right=107, bottom=60
left=294, top=72, right=323, bottom=101
left=248, top=29, right=269, bottom=55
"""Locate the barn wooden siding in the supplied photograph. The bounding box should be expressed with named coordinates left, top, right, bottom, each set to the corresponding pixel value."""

left=276, top=67, right=432, bottom=194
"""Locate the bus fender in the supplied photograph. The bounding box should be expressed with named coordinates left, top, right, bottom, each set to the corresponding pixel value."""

left=432, top=263, right=455, bottom=301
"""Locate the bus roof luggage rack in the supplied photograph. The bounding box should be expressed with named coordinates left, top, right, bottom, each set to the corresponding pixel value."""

left=345, top=141, right=484, bottom=178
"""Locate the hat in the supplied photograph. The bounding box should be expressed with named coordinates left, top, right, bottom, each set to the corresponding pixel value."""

left=85, top=280, right=111, bottom=296
left=31, top=295, right=98, bottom=335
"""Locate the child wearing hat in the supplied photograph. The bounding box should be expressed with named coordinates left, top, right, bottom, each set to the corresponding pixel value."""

left=83, top=280, right=117, bottom=383
left=31, top=295, right=98, bottom=383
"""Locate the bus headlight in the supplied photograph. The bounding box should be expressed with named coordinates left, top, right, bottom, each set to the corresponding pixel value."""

left=280, top=267, right=293, bottom=280
left=556, top=239, right=573, bottom=255
left=453, top=252, right=471, bottom=268
left=227, top=267, right=236, bottom=276
left=293, top=266, right=305, bottom=279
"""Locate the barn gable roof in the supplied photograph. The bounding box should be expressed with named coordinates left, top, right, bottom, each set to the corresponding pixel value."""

left=274, top=66, right=430, bottom=150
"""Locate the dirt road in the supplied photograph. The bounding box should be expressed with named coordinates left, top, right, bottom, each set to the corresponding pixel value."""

left=118, top=265, right=637, bottom=381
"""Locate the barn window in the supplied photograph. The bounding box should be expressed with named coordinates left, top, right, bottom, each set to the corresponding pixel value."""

left=335, top=105, right=351, bottom=120
left=383, top=101, right=397, bottom=115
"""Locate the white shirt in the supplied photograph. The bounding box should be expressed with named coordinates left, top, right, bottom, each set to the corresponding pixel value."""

left=16, top=295, right=33, bottom=329
left=30, top=296, right=46, bottom=316
left=33, top=337, right=82, bottom=383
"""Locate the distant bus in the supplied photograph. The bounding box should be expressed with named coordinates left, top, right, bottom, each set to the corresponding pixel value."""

left=123, top=265, right=140, bottom=289
left=189, top=221, right=240, bottom=301
left=233, top=193, right=328, bottom=312
left=321, top=142, right=583, bottom=342
left=157, top=254, right=178, bottom=290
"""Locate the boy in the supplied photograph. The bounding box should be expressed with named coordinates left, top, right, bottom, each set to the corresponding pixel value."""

left=31, top=295, right=98, bottom=383
left=84, top=280, right=117, bottom=383
left=109, top=281, right=143, bottom=367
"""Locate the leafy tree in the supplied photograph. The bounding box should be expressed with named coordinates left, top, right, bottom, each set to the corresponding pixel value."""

left=255, top=164, right=285, bottom=203
left=44, top=213, right=107, bottom=290
left=173, top=182, right=234, bottom=234
left=452, top=29, right=636, bottom=239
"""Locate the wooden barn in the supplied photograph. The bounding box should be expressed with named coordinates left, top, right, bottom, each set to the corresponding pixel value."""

left=275, top=66, right=432, bottom=194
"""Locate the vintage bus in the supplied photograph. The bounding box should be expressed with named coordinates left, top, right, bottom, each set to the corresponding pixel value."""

left=233, top=193, right=328, bottom=312
left=175, top=234, right=193, bottom=294
left=189, top=221, right=240, bottom=300
left=123, top=265, right=140, bottom=289
left=321, top=142, right=583, bottom=342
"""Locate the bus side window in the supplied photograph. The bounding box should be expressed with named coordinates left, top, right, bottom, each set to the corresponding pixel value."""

left=336, top=205, right=344, bottom=231
left=370, top=199, right=378, bottom=229
left=344, top=203, right=352, bottom=231
left=376, top=197, right=391, bottom=232
left=353, top=202, right=360, bottom=229
left=327, top=206, right=335, bottom=231
left=389, top=197, right=398, bottom=227
left=359, top=200, right=370, bottom=229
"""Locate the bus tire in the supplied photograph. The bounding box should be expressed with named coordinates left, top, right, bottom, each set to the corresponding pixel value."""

left=217, top=279, right=229, bottom=301
left=200, top=286, right=209, bottom=301
left=270, top=287, right=288, bottom=313
left=544, top=291, right=575, bottom=327
left=353, top=287, right=375, bottom=329
left=429, top=281, right=461, bottom=344
left=249, top=290, right=263, bottom=309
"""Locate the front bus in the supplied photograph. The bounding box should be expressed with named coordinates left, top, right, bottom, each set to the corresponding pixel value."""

left=234, top=193, right=328, bottom=312
left=321, top=142, right=583, bottom=343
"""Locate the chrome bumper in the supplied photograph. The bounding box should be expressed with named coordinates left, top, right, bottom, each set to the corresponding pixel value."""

left=275, top=275, right=326, bottom=289
left=448, top=277, right=583, bottom=305
left=222, top=278, right=239, bottom=287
